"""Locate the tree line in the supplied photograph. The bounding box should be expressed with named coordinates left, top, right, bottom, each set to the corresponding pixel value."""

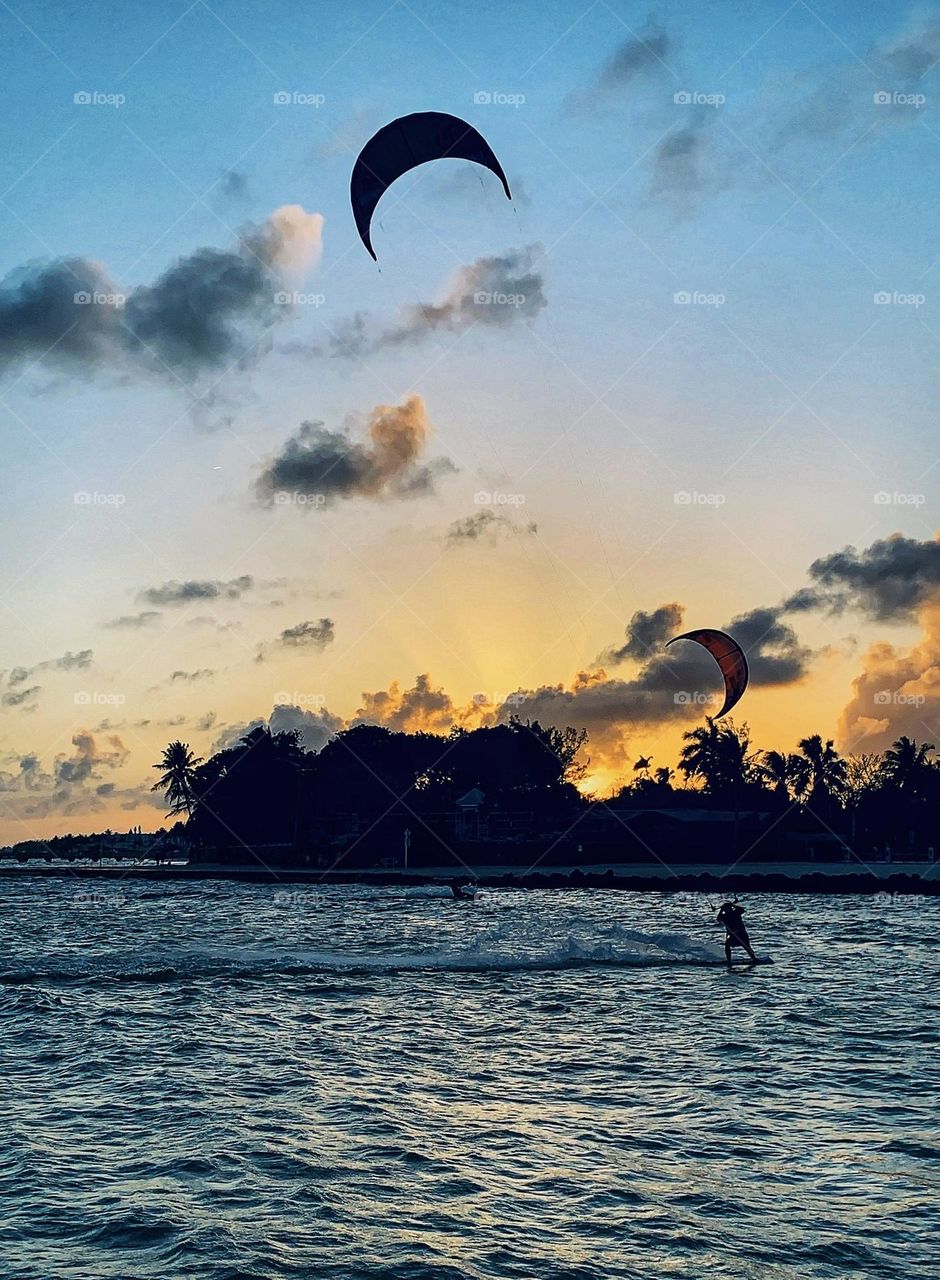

left=150, top=718, right=940, bottom=865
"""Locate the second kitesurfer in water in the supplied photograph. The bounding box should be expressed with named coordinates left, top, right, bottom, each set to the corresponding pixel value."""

left=716, top=898, right=759, bottom=965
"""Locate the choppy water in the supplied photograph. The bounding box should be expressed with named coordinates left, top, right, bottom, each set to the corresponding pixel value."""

left=1, top=879, right=937, bottom=1280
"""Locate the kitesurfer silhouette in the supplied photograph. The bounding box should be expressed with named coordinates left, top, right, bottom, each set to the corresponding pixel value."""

left=716, top=897, right=758, bottom=965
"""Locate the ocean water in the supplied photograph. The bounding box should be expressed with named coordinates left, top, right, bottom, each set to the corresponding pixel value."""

left=1, top=879, right=937, bottom=1280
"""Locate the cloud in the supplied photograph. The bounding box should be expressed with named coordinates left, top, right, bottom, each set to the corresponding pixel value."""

left=795, top=534, right=940, bottom=622
left=169, top=668, right=216, bottom=683
left=352, top=672, right=466, bottom=735
left=647, top=122, right=726, bottom=210
left=2, top=684, right=41, bottom=710
left=0, top=730, right=133, bottom=818
left=599, top=603, right=684, bottom=665
left=139, top=575, right=254, bottom=607
left=43, top=649, right=93, bottom=673
left=445, top=509, right=537, bottom=545
left=241, top=204, right=324, bottom=277
left=255, top=617, right=335, bottom=662
left=0, top=649, right=93, bottom=712
left=195, top=711, right=218, bottom=732
left=55, top=730, right=128, bottom=786
left=0, top=205, right=322, bottom=385
left=212, top=701, right=343, bottom=754
left=880, top=17, right=940, bottom=81
left=279, top=618, right=335, bottom=649
left=568, top=22, right=673, bottom=110
left=256, top=395, right=455, bottom=507
left=5, top=648, right=93, bottom=693
left=105, top=611, right=162, bottom=630
left=218, top=169, right=250, bottom=203
left=839, top=602, right=940, bottom=752
left=774, top=16, right=940, bottom=148
left=320, top=247, right=547, bottom=358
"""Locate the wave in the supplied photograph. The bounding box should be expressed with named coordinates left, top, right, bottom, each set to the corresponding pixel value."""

left=0, top=929, right=742, bottom=986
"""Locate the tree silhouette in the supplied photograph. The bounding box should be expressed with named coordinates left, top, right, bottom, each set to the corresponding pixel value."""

left=151, top=741, right=203, bottom=816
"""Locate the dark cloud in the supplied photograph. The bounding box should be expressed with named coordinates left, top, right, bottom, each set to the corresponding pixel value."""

left=878, top=18, right=940, bottom=83
left=45, top=649, right=93, bottom=673
left=319, top=247, right=547, bottom=359
left=774, top=17, right=940, bottom=148
left=567, top=22, right=673, bottom=111
left=445, top=509, right=537, bottom=545
left=279, top=619, right=335, bottom=649
left=212, top=702, right=343, bottom=754
left=596, top=26, right=672, bottom=90
left=106, top=611, right=162, bottom=629
left=256, top=395, right=455, bottom=507
left=0, top=206, right=322, bottom=385
left=796, top=535, right=940, bottom=622
left=0, top=731, right=132, bottom=818
left=195, top=711, right=218, bottom=732
left=648, top=122, right=723, bottom=208
left=725, top=606, right=814, bottom=685
left=255, top=617, right=335, bottom=663
left=139, top=575, right=254, bottom=607
left=169, top=668, right=216, bottom=683
left=54, top=730, right=128, bottom=787
left=599, top=603, right=684, bottom=665
left=2, top=684, right=41, bottom=709
left=218, top=169, right=250, bottom=203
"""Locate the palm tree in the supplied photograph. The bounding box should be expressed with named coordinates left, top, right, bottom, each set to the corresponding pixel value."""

left=760, top=749, right=804, bottom=804
left=679, top=720, right=756, bottom=797
left=884, top=737, right=934, bottom=795
left=152, top=741, right=204, bottom=817
left=796, top=735, right=846, bottom=812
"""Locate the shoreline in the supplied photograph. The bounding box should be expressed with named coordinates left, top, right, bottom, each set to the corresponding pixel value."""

left=1, top=858, right=937, bottom=895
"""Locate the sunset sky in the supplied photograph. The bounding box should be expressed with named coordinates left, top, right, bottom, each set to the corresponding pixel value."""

left=0, top=0, right=937, bottom=840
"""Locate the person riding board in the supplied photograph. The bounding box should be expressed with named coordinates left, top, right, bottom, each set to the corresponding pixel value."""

left=451, top=878, right=475, bottom=901
left=716, top=897, right=758, bottom=965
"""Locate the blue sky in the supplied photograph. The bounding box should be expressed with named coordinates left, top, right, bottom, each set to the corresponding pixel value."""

left=0, top=0, right=937, bottom=837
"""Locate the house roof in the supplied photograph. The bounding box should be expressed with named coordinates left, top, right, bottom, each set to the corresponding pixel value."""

left=457, top=788, right=486, bottom=807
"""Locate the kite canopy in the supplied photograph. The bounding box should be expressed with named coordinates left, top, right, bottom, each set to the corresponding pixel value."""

left=666, top=628, right=749, bottom=719
left=350, top=111, right=512, bottom=259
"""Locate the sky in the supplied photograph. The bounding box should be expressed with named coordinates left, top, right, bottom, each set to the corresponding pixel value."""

left=0, top=0, right=938, bottom=840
